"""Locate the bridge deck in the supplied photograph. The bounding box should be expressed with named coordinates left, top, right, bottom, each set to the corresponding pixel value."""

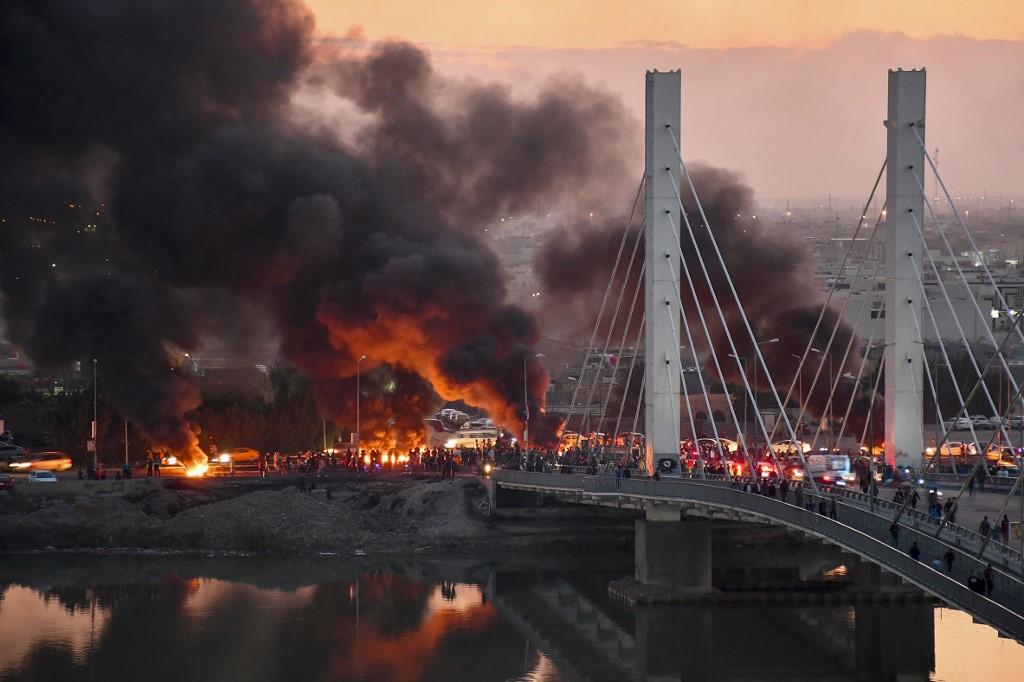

left=492, top=470, right=1024, bottom=643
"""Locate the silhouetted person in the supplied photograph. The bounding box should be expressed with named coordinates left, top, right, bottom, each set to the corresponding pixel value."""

left=943, top=548, right=955, bottom=573
left=889, top=522, right=900, bottom=548
left=908, top=542, right=920, bottom=561
left=983, top=564, right=995, bottom=596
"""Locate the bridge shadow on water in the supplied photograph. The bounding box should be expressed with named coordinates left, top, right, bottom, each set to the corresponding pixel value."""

left=489, top=549, right=936, bottom=682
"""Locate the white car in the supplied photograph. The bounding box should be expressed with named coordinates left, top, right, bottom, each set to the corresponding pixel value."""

left=970, top=415, right=992, bottom=428
left=988, top=416, right=1010, bottom=428
left=943, top=417, right=973, bottom=430
left=27, top=470, right=58, bottom=483
left=1009, top=416, right=1024, bottom=429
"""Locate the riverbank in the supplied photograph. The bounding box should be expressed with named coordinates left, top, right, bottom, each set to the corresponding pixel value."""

left=0, top=474, right=635, bottom=555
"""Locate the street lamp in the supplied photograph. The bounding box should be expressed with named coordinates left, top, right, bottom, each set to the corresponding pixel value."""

left=811, top=347, right=834, bottom=450
left=523, top=353, right=544, bottom=453
left=751, top=338, right=780, bottom=431
left=355, top=355, right=366, bottom=451
left=92, top=358, right=98, bottom=470
left=728, top=354, right=748, bottom=436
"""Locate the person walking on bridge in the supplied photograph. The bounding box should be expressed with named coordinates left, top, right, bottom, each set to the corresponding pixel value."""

left=943, top=548, right=955, bottom=573
left=779, top=478, right=789, bottom=503
left=1000, top=515, right=1010, bottom=545
left=980, top=516, right=992, bottom=538
left=908, top=542, right=920, bottom=561
left=889, top=522, right=900, bottom=548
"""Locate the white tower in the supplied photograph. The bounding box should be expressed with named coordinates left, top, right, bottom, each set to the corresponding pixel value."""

left=644, top=70, right=682, bottom=474
left=884, top=69, right=926, bottom=469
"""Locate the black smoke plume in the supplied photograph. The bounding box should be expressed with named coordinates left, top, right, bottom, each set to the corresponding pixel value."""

left=0, top=0, right=634, bottom=461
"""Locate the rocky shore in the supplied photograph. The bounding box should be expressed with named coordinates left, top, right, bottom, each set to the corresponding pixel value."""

left=0, top=475, right=633, bottom=556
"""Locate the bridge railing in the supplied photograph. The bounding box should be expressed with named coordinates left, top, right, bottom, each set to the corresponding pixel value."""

left=826, top=485, right=1023, bottom=569
left=525, top=465, right=1023, bottom=568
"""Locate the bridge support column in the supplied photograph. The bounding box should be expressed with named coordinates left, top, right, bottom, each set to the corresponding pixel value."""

left=643, top=69, right=682, bottom=476
left=635, top=507, right=711, bottom=592
left=884, top=68, right=926, bottom=470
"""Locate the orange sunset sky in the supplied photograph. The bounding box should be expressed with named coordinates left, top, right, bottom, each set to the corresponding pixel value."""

left=307, top=1, right=1024, bottom=202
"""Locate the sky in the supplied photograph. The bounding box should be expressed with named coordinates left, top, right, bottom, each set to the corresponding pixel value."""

left=309, top=1, right=1024, bottom=203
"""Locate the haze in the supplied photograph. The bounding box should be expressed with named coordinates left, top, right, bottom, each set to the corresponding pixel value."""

left=311, top=1, right=1024, bottom=201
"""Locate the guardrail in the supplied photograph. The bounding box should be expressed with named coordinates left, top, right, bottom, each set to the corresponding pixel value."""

left=492, top=469, right=1024, bottom=642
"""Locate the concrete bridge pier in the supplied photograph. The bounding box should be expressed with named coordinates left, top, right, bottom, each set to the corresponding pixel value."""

left=635, top=504, right=712, bottom=593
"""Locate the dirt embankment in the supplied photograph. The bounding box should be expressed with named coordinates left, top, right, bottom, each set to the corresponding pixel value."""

left=0, top=476, right=631, bottom=555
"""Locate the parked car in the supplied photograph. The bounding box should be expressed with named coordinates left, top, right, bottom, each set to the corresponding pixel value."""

left=943, top=417, right=973, bottom=430
left=988, top=416, right=1010, bottom=428
left=27, top=470, right=58, bottom=483
left=0, top=473, right=14, bottom=490
left=970, top=415, right=992, bottom=428
left=9, top=451, right=73, bottom=472
left=1008, top=415, right=1024, bottom=429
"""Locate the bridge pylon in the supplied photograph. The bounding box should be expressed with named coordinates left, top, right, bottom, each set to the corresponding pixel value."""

left=644, top=70, right=682, bottom=474
left=884, top=69, right=926, bottom=469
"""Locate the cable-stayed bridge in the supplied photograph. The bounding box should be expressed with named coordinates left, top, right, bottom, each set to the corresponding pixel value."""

left=500, top=68, right=1024, bottom=643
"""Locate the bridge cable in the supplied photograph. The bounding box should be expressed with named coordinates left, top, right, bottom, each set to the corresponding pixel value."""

left=906, top=303, right=948, bottom=472
left=610, top=310, right=646, bottom=468
left=629, top=374, right=646, bottom=466
left=770, top=207, right=886, bottom=448
left=907, top=254, right=1017, bottom=536
left=663, top=289, right=712, bottom=479
left=579, top=218, right=645, bottom=438
left=558, top=175, right=645, bottom=449
left=767, top=161, right=887, bottom=444
left=829, top=279, right=887, bottom=458
left=667, top=215, right=756, bottom=479
left=911, top=168, right=1024, bottom=431
left=910, top=289, right=1024, bottom=522
left=667, top=251, right=733, bottom=481
left=595, top=260, right=646, bottom=461
left=913, top=127, right=1024, bottom=353
left=666, top=128, right=814, bottom=490
left=910, top=210, right=1017, bottom=453
left=802, top=249, right=887, bottom=457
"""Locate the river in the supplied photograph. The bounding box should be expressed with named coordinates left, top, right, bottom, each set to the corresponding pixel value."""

left=0, top=553, right=1021, bottom=681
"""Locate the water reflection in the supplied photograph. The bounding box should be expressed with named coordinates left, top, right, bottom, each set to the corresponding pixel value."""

left=0, top=557, right=1021, bottom=681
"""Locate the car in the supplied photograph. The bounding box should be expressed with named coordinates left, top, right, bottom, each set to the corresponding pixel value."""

left=943, top=417, right=973, bottom=430
left=9, top=451, right=73, bottom=472
left=970, top=415, right=992, bottom=428
left=211, top=447, right=260, bottom=464
left=988, top=416, right=1010, bottom=428
left=27, top=470, right=58, bottom=483
left=1009, top=416, right=1024, bottom=429
left=0, top=473, right=13, bottom=490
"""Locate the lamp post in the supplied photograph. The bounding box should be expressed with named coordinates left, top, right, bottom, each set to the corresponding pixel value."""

left=92, top=358, right=98, bottom=470
left=523, top=353, right=544, bottom=454
left=811, top=347, right=834, bottom=450
left=752, top=338, right=780, bottom=441
left=728, top=354, right=748, bottom=436
left=791, top=354, right=804, bottom=435
left=355, top=355, right=366, bottom=451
